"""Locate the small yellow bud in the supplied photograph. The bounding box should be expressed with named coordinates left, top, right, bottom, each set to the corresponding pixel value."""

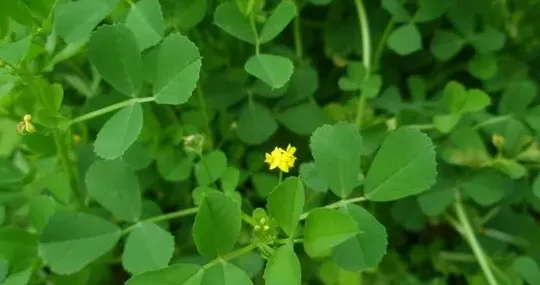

left=492, top=134, right=505, bottom=150
left=332, top=56, right=347, bottom=68
left=16, top=114, right=36, bottom=134
left=73, top=134, right=82, bottom=145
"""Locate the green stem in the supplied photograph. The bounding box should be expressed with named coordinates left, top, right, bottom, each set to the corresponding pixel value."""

left=354, top=95, right=367, bottom=128
left=241, top=212, right=258, bottom=227
left=372, top=19, right=395, bottom=72
left=249, top=16, right=260, bottom=55
left=293, top=14, right=303, bottom=60
left=474, top=115, right=512, bottom=130
left=203, top=243, right=258, bottom=269
left=483, top=228, right=530, bottom=248
left=53, top=131, right=84, bottom=207
left=122, top=207, right=199, bottom=234
left=299, top=196, right=366, bottom=220
left=196, top=87, right=213, bottom=148
left=278, top=171, right=283, bottom=184
left=353, top=0, right=371, bottom=72
left=352, top=0, right=371, bottom=129
left=454, top=195, right=499, bottom=285
left=70, top=96, right=154, bottom=125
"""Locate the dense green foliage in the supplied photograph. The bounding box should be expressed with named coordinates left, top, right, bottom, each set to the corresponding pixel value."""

left=1, top=0, right=540, bottom=284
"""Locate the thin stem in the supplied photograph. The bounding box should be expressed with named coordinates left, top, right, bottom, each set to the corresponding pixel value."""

left=70, top=97, right=154, bottom=125
left=454, top=195, right=499, bottom=285
left=474, top=115, right=512, bottom=130
left=203, top=243, right=258, bottom=269
left=352, top=0, right=371, bottom=129
left=241, top=212, right=258, bottom=227
left=122, top=207, right=198, bottom=234
left=372, top=19, right=395, bottom=72
left=404, top=124, right=435, bottom=131
left=53, top=131, right=84, bottom=207
left=353, top=0, right=371, bottom=72
left=293, top=13, right=303, bottom=59
left=249, top=16, right=260, bottom=55
left=299, top=196, right=366, bottom=220
left=276, top=238, right=303, bottom=244
left=196, top=87, right=213, bottom=148
left=354, top=95, right=367, bottom=128
left=278, top=171, right=283, bottom=184
left=483, top=228, right=530, bottom=248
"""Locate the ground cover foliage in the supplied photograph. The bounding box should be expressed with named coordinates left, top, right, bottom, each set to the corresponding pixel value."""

left=1, top=0, right=540, bottom=284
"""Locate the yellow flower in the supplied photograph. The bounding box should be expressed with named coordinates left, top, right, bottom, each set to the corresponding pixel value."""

left=16, top=114, right=36, bottom=134
left=264, top=144, right=297, bottom=173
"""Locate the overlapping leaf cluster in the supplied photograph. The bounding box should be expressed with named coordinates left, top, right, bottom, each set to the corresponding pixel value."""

left=1, top=0, right=540, bottom=284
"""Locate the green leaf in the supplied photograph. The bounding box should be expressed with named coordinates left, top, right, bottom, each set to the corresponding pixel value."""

left=237, top=101, right=278, bottom=145
left=263, top=245, right=301, bottom=285
left=303, top=208, right=360, bottom=258
left=214, top=2, right=256, bottom=44
left=54, top=0, right=121, bottom=43
left=471, top=27, right=506, bottom=54
left=122, top=141, right=153, bottom=171
left=531, top=173, right=540, bottom=200
left=407, top=75, right=427, bottom=101
left=279, top=63, right=319, bottom=106
left=252, top=173, right=279, bottom=198
left=498, top=80, right=536, bottom=115
left=221, top=167, right=240, bottom=194
left=387, top=24, right=422, bottom=55
left=299, top=162, right=328, bottom=193
left=153, top=33, right=202, bottom=104
left=0, top=259, right=7, bottom=283
left=512, top=256, right=540, bottom=284
left=277, top=101, right=326, bottom=135
left=195, top=150, right=228, bottom=186
left=162, top=0, right=207, bottom=31
left=364, top=128, right=437, bottom=201
left=29, top=195, right=56, bottom=233
left=382, top=0, right=411, bottom=22
left=122, top=222, right=174, bottom=274
left=259, top=2, right=297, bottom=44
left=361, top=75, right=382, bottom=98
left=433, top=113, right=461, bottom=134
left=417, top=175, right=455, bottom=216
left=156, top=148, right=194, bottom=182
left=125, top=0, right=165, bottom=51
left=440, top=81, right=491, bottom=113
left=310, top=122, right=363, bottom=198
left=430, top=30, right=464, bottom=61
left=467, top=54, right=498, bottom=80
left=85, top=159, right=142, bottom=221
left=413, top=0, right=450, bottom=22
left=125, top=264, right=204, bottom=285
left=93, top=103, right=143, bottom=160
left=332, top=205, right=387, bottom=271
left=462, top=170, right=511, bottom=206
left=193, top=192, right=241, bottom=259
left=244, top=54, right=294, bottom=89
left=39, top=212, right=121, bottom=274
left=267, top=177, right=305, bottom=237
left=0, top=159, right=25, bottom=188
left=390, top=197, right=427, bottom=231
left=0, top=35, right=32, bottom=66
left=88, top=24, right=143, bottom=96
left=202, top=262, right=253, bottom=285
